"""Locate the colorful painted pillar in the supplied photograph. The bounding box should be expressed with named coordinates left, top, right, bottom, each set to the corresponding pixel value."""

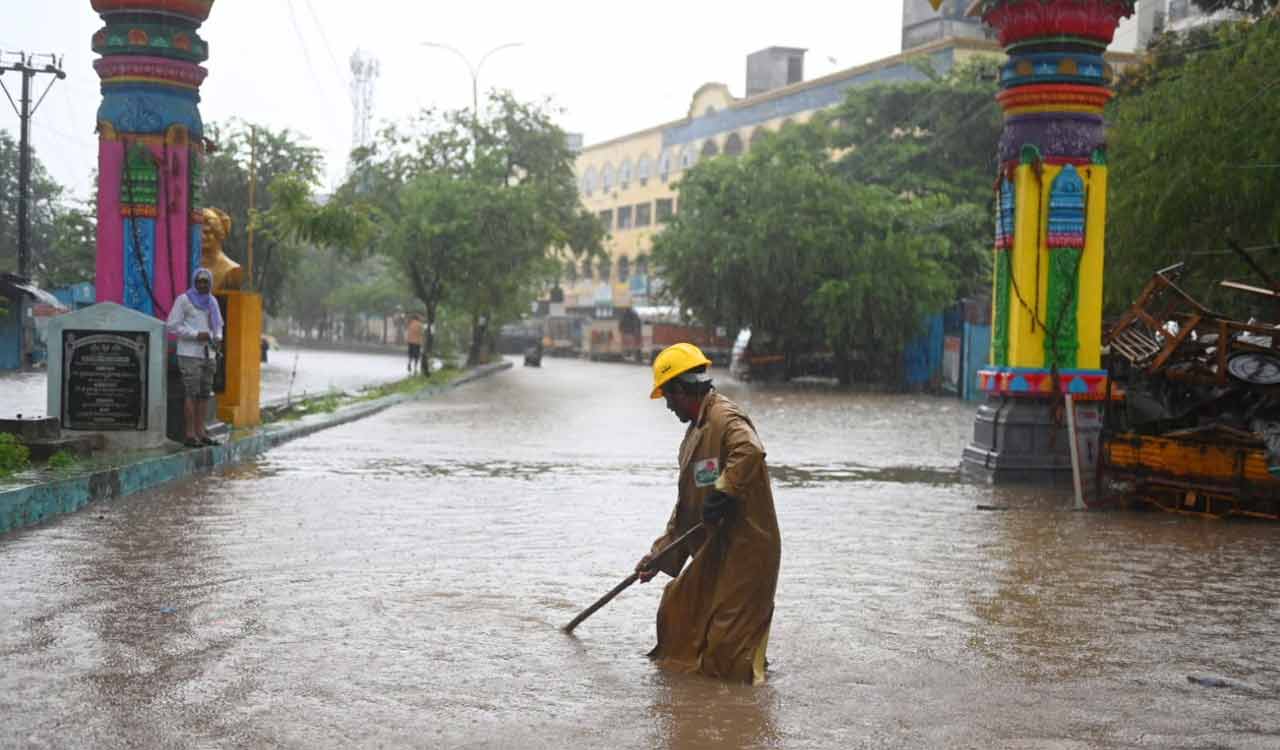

left=90, top=0, right=213, bottom=319
left=960, top=0, right=1134, bottom=481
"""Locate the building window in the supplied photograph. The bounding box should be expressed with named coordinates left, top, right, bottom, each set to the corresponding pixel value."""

left=617, top=205, right=633, bottom=230
left=582, top=166, right=597, bottom=196
left=602, top=163, right=615, bottom=192
left=565, top=258, right=578, bottom=283
left=656, top=198, right=674, bottom=223
left=749, top=128, right=767, bottom=150
left=618, top=255, right=631, bottom=283
left=635, top=202, right=651, bottom=227
left=659, top=151, right=672, bottom=182
left=701, top=140, right=720, bottom=158
left=724, top=133, right=744, bottom=156
left=620, top=159, right=633, bottom=188
left=599, top=209, right=613, bottom=231
left=637, top=154, right=652, bottom=185
left=597, top=256, right=611, bottom=282
left=636, top=255, right=649, bottom=278
left=679, top=147, right=696, bottom=170
left=581, top=258, right=593, bottom=280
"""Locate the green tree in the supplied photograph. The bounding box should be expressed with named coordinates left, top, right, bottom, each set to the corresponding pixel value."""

left=653, top=66, right=996, bottom=385
left=202, top=121, right=326, bottom=314
left=1106, top=17, right=1280, bottom=314
left=41, top=199, right=96, bottom=287
left=0, top=130, right=70, bottom=284
left=652, top=124, right=970, bottom=384
left=1192, top=0, right=1278, bottom=16
left=344, top=92, right=603, bottom=369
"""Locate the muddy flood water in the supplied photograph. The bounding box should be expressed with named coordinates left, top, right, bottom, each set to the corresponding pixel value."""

left=3, top=358, right=1279, bottom=749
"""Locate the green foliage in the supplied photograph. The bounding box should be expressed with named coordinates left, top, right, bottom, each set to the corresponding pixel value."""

left=1192, top=0, right=1279, bottom=16
left=343, top=92, right=603, bottom=370
left=46, top=450, right=76, bottom=471
left=202, top=121, right=326, bottom=315
left=653, top=67, right=997, bottom=385
left=828, top=59, right=1003, bottom=208
left=0, top=433, right=30, bottom=477
left=1106, top=18, right=1280, bottom=315
left=43, top=201, right=97, bottom=287
left=0, top=130, right=96, bottom=288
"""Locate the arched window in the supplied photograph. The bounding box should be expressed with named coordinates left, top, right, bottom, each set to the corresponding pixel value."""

left=700, top=140, right=720, bottom=158
left=601, top=163, right=615, bottom=192
left=619, top=159, right=633, bottom=189
left=582, top=166, right=597, bottom=196
left=618, top=255, right=631, bottom=283
left=658, top=151, right=672, bottom=181
left=724, top=133, right=744, bottom=156
left=679, top=146, right=697, bottom=170
left=635, top=254, right=649, bottom=278
left=749, top=128, right=767, bottom=150
left=637, top=154, right=652, bottom=184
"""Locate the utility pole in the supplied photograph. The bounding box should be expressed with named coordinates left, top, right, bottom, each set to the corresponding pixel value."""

left=246, top=125, right=257, bottom=290
left=0, top=51, right=66, bottom=279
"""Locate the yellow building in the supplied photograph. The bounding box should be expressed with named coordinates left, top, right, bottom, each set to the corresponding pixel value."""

left=563, top=38, right=1012, bottom=316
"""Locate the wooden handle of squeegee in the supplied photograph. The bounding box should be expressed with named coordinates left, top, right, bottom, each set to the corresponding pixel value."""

left=562, top=522, right=705, bottom=634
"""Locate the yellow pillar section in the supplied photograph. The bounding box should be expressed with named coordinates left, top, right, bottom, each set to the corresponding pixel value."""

left=1006, top=162, right=1044, bottom=368
left=1076, top=164, right=1108, bottom=370
left=216, top=291, right=263, bottom=427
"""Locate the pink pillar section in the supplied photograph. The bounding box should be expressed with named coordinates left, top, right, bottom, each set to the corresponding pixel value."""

left=151, top=142, right=191, bottom=307
left=95, top=139, right=125, bottom=304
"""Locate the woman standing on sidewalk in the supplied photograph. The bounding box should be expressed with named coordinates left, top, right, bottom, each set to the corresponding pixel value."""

left=166, top=268, right=223, bottom=447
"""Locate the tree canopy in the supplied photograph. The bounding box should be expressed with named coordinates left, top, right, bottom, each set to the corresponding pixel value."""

left=652, top=66, right=998, bottom=385
left=1192, top=0, right=1279, bottom=16
left=0, top=130, right=94, bottom=289
left=1105, top=16, right=1280, bottom=315
left=342, top=92, right=603, bottom=370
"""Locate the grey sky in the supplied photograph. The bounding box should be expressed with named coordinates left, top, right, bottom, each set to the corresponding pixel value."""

left=6, top=1, right=913, bottom=201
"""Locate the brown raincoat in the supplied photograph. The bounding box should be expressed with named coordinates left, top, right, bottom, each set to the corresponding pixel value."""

left=648, top=390, right=781, bottom=684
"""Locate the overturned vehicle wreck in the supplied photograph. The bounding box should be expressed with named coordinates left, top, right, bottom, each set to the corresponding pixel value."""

left=1099, top=261, right=1280, bottom=518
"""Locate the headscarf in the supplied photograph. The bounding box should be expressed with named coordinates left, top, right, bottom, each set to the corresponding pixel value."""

left=186, top=267, right=224, bottom=333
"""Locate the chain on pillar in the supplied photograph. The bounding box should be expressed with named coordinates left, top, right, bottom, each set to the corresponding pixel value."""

left=973, top=0, right=1134, bottom=399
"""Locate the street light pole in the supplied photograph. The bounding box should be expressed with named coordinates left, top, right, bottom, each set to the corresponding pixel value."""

left=420, top=41, right=523, bottom=121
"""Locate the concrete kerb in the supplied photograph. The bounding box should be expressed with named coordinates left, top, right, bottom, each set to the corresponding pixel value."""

left=0, top=361, right=512, bottom=536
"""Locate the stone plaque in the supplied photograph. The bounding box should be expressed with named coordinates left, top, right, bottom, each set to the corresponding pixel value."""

left=61, top=329, right=149, bottom=431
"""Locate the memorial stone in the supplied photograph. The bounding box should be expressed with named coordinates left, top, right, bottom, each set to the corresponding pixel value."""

left=47, top=302, right=169, bottom=452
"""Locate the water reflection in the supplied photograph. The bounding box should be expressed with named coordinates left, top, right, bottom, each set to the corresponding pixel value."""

left=648, top=671, right=780, bottom=750
left=4, top=358, right=1280, bottom=748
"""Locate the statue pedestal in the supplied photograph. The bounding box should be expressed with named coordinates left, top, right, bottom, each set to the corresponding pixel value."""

left=216, top=291, right=262, bottom=428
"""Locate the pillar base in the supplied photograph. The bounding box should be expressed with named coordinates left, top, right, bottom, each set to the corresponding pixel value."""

left=962, top=395, right=1078, bottom=485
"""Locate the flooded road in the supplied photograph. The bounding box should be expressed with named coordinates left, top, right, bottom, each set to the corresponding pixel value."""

left=3, top=358, right=1279, bottom=748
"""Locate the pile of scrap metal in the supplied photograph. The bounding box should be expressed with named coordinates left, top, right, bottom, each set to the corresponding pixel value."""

left=1099, top=257, right=1280, bottom=518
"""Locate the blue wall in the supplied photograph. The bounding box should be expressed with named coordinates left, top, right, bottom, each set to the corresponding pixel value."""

left=0, top=296, right=24, bottom=370
left=904, top=313, right=946, bottom=388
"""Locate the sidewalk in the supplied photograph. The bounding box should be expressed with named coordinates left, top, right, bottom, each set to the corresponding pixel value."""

left=0, top=361, right=512, bottom=535
left=0, top=346, right=414, bottom=419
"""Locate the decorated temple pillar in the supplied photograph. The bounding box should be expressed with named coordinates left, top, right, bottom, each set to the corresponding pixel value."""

left=959, top=0, right=1135, bottom=481
left=90, top=0, right=213, bottom=319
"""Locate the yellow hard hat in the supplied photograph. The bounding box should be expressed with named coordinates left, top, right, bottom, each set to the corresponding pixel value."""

left=650, top=343, right=712, bottom=399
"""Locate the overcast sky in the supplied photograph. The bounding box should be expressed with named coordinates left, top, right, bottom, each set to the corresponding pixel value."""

left=6, top=1, right=916, bottom=201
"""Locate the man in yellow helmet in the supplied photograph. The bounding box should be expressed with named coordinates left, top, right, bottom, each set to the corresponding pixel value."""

left=636, top=342, right=782, bottom=684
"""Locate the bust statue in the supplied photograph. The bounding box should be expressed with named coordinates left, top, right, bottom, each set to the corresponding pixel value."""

left=199, top=207, right=244, bottom=292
